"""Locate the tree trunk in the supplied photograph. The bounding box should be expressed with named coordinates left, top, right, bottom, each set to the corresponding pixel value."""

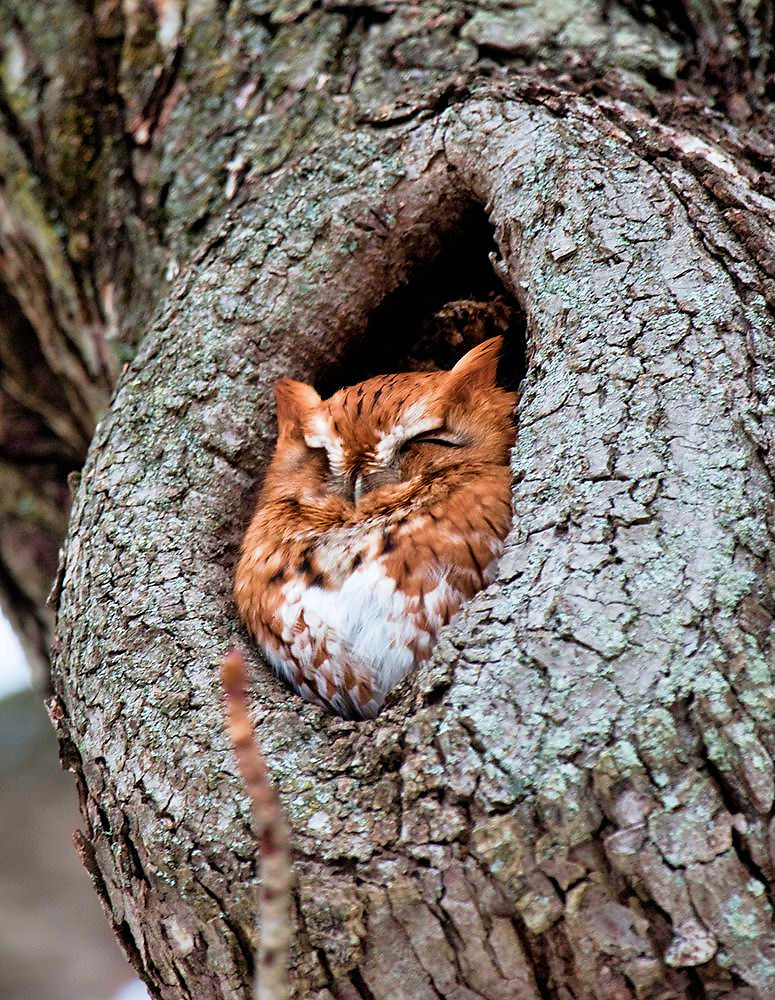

left=3, top=2, right=774, bottom=997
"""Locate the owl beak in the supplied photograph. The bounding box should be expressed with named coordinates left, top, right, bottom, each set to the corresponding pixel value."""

left=353, top=472, right=365, bottom=506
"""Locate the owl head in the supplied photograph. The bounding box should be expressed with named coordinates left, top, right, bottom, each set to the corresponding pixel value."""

left=265, top=336, right=516, bottom=506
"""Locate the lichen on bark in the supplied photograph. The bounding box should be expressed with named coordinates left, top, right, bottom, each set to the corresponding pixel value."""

left=2, top=1, right=775, bottom=997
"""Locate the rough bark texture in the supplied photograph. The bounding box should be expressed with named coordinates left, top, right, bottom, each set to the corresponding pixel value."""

left=2, top=2, right=775, bottom=998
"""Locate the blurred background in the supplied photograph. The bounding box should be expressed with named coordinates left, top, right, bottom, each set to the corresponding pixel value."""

left=0, top=612, right=149, bottom=1000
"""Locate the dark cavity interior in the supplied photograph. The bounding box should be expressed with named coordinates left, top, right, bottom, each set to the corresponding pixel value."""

left=316, top=206, right=527, bottom=399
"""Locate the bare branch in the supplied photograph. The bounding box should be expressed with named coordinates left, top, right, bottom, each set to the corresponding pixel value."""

left=221, top=649, right=293, bottom=1000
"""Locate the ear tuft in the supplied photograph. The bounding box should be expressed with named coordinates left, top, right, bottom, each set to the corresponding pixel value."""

left=274, top=378, right=321, bottom=436
left=446, top=336, right=503, bottom=399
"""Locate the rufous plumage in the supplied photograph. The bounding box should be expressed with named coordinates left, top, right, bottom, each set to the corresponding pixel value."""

left=234, top=336, right=516, bottom=718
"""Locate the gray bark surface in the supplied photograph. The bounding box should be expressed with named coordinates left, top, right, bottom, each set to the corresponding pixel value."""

left=2, top=1, right=774, bottom=997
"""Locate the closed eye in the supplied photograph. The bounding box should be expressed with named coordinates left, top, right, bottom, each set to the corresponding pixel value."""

left=400, top=430, right=466, bottom=451
left=415, top=437, right=463, bottom=447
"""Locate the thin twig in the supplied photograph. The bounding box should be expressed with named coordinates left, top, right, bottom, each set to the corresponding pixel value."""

left=221, top=648, right=292, bottom=1000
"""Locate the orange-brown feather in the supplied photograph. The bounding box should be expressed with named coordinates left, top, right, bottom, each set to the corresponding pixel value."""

left=234, top=336, right=516, bottom=718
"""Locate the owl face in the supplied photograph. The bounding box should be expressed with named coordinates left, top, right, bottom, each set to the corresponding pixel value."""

left=269, top=336, right=515, bottom=513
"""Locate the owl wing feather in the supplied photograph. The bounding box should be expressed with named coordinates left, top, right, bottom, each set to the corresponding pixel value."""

left=262, top=618, right=385, bottom=721
left=307, top=628, right=385, bottom=720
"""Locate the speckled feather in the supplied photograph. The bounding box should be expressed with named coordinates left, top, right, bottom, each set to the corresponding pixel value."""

left=234, top=336, right=516, bottom=718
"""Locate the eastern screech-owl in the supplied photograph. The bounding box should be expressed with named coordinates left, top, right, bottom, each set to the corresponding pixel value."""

left=234, top=336, right=516, bottom=719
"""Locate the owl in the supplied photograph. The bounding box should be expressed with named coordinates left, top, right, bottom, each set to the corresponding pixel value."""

left=234, top=336, right=516, bottom=719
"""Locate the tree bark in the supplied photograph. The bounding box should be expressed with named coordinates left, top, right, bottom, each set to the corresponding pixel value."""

left=2, top=2, right=775, bottom=998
